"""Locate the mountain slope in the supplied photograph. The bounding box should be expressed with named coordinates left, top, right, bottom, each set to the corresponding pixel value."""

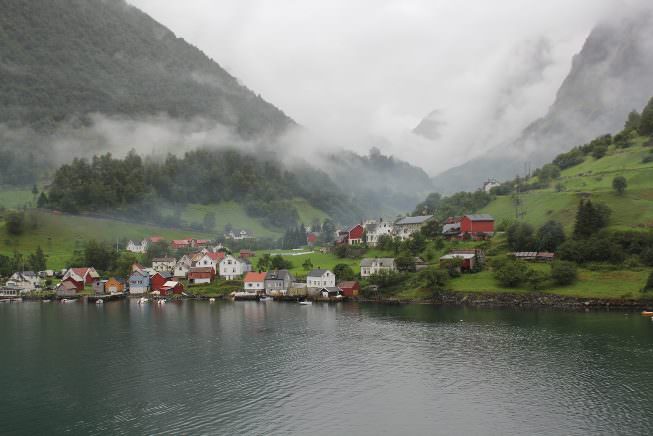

left=432, top=9, right=653, bottom=193
left=0, top=0, right=293, bottom=136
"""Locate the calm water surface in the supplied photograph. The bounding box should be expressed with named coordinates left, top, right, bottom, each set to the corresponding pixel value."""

left=1, top=300, right=653, bottom=435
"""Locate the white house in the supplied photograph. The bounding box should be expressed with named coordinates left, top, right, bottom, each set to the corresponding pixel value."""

left=9, top=271, right=40, bottom=291
left=194, top=253, right=220, bottom=273
left=126, top=239, right=148, bottom=254
left=364, top=219, right=394, bottom=247
left=152, top=257, right=176, bottom=273
left=225, top=229, right=253, bottom=240
left=243, top=272, right=266, bottom=294
left=393, top=215, right=434, bottom=241
left=360, top=258, right=396, bottom=277
left=306, top=269, right=336, bottom=289
left=174, top=255, right=193, bottom=279
left=0, top=283, right=24, bottom=297
left=219, top=255, right=247, bottom=280
left=483, top=178, right=501, bottom=193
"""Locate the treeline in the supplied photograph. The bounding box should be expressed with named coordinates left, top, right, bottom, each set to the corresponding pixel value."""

left=43, top=149, right=363, bottom=228
left=412, top=191, right=493, bottom=221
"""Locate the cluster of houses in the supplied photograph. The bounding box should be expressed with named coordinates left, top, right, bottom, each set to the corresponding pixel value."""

left=332, top=213, right=496, bottom=247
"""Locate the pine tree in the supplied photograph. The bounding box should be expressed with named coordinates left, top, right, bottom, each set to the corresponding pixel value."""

left=640, top=97, right=653, bottom=136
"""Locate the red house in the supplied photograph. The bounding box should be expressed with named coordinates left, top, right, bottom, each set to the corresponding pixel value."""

left=159, top=281, right=184, bottom=296
left=338, top=281, right=360, bottom=297
left=63, top=276, right=84, bottom=292
left=239, top=250, right=256, bottom=259
left=307, top=233, right=318, bottom=246
left=63, top=267, right=100, bottom=285
left=337, top=224, right=365, bottom=245
left=171, top=239, right=191, bottom=250
left=460, top=214, right=495, bottom=238
left=150, top=272, right=173, bottom=292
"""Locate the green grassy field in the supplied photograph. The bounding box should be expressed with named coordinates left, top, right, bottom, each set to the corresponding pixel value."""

left=0, top=210, right=213, bottom=269
left=0, top=187, right=34, bottom=209
left=479, top=140, right=653, bottom=231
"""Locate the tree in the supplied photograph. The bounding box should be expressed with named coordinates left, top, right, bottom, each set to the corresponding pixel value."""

left=270, top=255, right=292, bottom=270
left=28, top=246, right=47, bottom=272
left=302, top=258, right=314, bottom=271
left=419, top=268, right=449, bottom=295
left=643, top=271, right=653, bottom=293
left=537, top=164, right=561, bottom=184
left=551, top=261, right=578, bottom=286
left=506, top=222, right=536, bottom=251
left=624, top=110, right=641, bottom=133
left=494, top=261, right=528, bottom=288
left=536, top=221, right=566, bottom=252
left=592, top=145, right=608, bottom=159
left=5, top=212, right=25, bottom=236
left=612, top=176, right=627, bottom=196
left=203, top=212, right=216, bottom=231
left=333, top=264, right=355, bottom=281
left=36, top=192, right=49, bottom=208
left=395, top=256, right=417, bottom=272
left=257, top=254, right=271, bottom=272
left=525, top=269, right=549, bottom=291
left=420, top=220, right=441, bottom=239
left=83, top=240, right=118, bottom=273
left=573, top=200, right=611, bottom=239
left=406, top=232, right=427, bottom=256
left=640, top=97, right=653, bottom=136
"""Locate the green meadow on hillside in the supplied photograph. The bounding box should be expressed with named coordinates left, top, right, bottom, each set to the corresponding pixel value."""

left=480, top=141, right=653, bottom=231
left=0, top=210, right=213, bottom=269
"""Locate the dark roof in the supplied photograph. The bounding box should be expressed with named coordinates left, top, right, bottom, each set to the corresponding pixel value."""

left=308, top=269, right=330, bottom=277
left=155, top=271, right=173, bottom=279
left=465, top=214, right=494, bottom=221
left=395, top=215, right=433, bottom=225
left=152, top=257, right=176, bottom=262
left=190, top=267, right=214, bottom=273
left=265, top=270, right=294, bottom=281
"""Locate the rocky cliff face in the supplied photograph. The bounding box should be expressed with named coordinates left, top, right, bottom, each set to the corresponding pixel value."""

left=433, top=9, right=653, bottom=193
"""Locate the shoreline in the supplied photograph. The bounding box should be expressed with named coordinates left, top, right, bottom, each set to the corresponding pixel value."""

left=355, top=292, right=653, bottom=311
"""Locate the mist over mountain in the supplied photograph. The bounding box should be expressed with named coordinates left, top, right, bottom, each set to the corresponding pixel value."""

left=432, top=8, right=653, bottom=193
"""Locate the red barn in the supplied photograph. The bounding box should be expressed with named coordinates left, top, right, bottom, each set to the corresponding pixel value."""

left=338, top=281, right=360, bottom=297
left=63, top=276, right=84, bottom=292
left=460, top=214, right=495, bottom=238
left=159, top=281, right=184, bottom=296
left=171, top=239, right=191, bottom=250
left=338, top=224, right=365, bottom=245
left=150, top=272, right=173, bottom=292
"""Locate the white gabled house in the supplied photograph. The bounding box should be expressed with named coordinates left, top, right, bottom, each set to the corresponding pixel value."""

left=152, top=257, right=176, bottom=273
left=174, top=255, right=193, bottom=279
left=364, top=218, right=394, bottom=247
left=219, top=255, right=247, bottom=280
left=393, top=215, right=434, bottom=241
left=9, top=271, right=40, bottom=291
left=126, top=239, right=148, bottom=254
left=306, top=269, right=336, bottom=289
left=360, top=258, right=396, bottom=277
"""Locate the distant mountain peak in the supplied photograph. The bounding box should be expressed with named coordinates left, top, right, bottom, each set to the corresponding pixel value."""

left=413, top=109, right=445, bottom=141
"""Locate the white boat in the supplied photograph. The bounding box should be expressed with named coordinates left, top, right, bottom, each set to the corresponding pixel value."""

left=42, top=299, right=51, bottom=303
left=96, top=299, right=104, bottom=304
left=259, top=296, right=273, bottom=302
left=137, top=297, right=149, bottom=305
left=61, top=299, right=74, bottom=304
left=209, top=298, right=216, bottom=303
left=299, top=300, right=312, bottom=305
left=157, top=299, right=166, bottom=305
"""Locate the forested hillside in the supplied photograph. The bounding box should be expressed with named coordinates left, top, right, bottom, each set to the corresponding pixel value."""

left=44, top=149, right=363, bottom=228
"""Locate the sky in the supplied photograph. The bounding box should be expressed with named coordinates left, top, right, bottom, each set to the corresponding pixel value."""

left=128, top=0, right=635, bottom=174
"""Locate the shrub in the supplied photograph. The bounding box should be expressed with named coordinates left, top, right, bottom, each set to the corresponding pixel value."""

left=536, top=221, right=566, bottom=252
left=526, top=269, right=550, bottom=291
left=551, top=261, right=578, bottom=286
left=642, top=155, right=653, bottom=164
left=494, top=261, right=528, bottom=288
left=643, top=271, right=653, bottom=293
left=592, top=145, right=608, bottom=159
left=506, top=222, right=536, bottom=251
left=420, top=268, right=450, bottom=294
left=612, top=176, right=627, bottom=196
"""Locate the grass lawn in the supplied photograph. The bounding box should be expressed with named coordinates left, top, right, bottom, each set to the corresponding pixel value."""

left=0, top=186, right=34, bottom=209
left=0, top=210, right=213, bottom=270
left=448, top=265, right=650, bottom=299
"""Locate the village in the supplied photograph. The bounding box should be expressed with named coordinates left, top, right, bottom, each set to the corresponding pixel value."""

left=0, top=211, right=566, bottom=304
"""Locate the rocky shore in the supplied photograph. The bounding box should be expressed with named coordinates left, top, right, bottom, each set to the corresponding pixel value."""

left=359, top=292, right=653, bottom=311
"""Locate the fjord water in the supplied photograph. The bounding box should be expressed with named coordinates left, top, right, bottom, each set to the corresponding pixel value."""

left=1, top=301, right=653, bottom=435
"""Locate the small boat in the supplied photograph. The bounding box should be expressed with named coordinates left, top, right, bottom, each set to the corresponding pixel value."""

left=259, top=296, right=273, bottom=302
left=641, top=311, right=653, bottom=316
left=157, top=299, right=166, bottom=305
left=42, top=299, right=51, bottom=303
left=61, top=299, right=74, bottom=304
left=137, top=297, right=149, bottom=305
left=209, top=298, right=216, bottom=303
left=299, top=300, right=312, bottom=305
left=96, top=299, right=104, bottom=305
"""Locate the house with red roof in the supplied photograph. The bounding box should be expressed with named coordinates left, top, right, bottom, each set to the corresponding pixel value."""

left=151, top=272, right=173, bottom=292
left=148, top=236, right=164, bottom=243
left=307, top=233, right=318, bottom=246
left=171, top=239, right=192, bottom=250
left=243, top=272, right=266, bottom=294
left=62, top=267, right=99, bottom=285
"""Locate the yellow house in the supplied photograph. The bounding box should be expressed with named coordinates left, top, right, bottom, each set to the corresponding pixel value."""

left=105, top=277, right=124, bottom=294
